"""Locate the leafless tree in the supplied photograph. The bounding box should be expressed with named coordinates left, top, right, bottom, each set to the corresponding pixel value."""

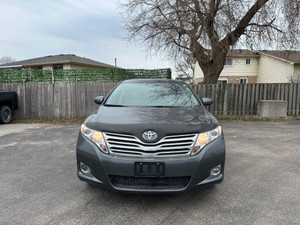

left=0, top=56, right=16, bottom=65
left=120, top=0, right=300, bottom=83
left=175, top=52, right=195, bottom=84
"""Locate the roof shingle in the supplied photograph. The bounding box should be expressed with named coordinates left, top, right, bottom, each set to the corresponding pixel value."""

left=0, top=54, right=117, bottom=68
left=226, top=49, right=259, bottom=57
left=258, top=50, right=300, bottom=63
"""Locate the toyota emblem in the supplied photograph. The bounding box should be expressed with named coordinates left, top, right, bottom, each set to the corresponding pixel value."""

left=142, top=130, right=157, bottom=141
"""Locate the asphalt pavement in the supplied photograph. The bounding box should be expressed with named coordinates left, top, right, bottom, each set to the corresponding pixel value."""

left=0, top=122, right=299, bottom=225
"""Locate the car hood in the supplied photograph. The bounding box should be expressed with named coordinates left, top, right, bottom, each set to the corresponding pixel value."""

left=85, top=106, right=219, bottom=142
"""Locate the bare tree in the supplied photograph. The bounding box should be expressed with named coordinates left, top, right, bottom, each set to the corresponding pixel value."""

left=0, top=56, right=16, bottom=65
left=175, top=52, right=195, bottom=84
left=121, top=0, right=300, bottom=83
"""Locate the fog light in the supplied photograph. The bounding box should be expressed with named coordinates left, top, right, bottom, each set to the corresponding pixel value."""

left=80, top=162, right=91, bottom=175
left=210, top=164, right=221, bottom=176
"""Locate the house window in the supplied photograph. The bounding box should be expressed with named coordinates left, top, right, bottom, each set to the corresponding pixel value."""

left=240, top=78, right=248, bottom=84
left=218, top=78, right=228, bottom=84
left=224, top=58, right=233, bottom=66
left=245, top=58, right=251, bottom=65
left=31, top=66, right=42, bottom=70
left=53, top=64, right=63, bottom=70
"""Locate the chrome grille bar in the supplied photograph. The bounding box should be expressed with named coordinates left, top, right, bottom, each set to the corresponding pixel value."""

left=103, top=132, right=198, bottom=157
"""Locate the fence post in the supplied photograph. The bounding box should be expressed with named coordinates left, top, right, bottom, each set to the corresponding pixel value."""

left=296, top=83, right=300, bottom=115
left=223, top=85, right=228, bottom=115
left=53, top=83, right=59, bottom=118
left=75, top=80, right=79, bottom=118
left=22, top=82, right=26, bottom=118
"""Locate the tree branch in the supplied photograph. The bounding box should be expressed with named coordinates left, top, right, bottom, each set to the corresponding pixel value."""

left=221, top=0, right=269, bottom=47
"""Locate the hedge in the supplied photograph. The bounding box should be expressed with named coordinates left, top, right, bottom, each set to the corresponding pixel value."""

left=0, top=68, right=172, bottom=83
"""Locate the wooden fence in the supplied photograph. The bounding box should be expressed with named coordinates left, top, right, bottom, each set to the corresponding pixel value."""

left=0, top=82, right=118, bottom=119
left=191, top=83, right=300, bottom=115
left=0, top=82, right=299, bottom=119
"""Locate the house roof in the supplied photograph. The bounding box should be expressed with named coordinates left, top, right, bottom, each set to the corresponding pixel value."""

left=258, top=50, right=300, bottom=64
left=0, top=54, right=117, bottom=68
left=226, top=49, right=300, bottom=63
left=227, top=49, right=259, bottom=57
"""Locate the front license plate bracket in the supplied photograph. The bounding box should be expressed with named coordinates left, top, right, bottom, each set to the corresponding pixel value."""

left=134, top=162, right=165, bottom=177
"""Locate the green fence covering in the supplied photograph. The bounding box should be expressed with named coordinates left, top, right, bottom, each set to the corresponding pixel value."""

left=0, top=68, right=171, bottom=83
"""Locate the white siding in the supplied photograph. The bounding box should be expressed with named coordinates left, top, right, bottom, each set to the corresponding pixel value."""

left=194, top=57, right=258, bottom=79
left=69, top=64, right=105, bottom=69
left=194, top=61, right=204, bottom=78
left=64, top=64, right=71, bottom=69
left=221, top=57, right=258, bottom=77
left=257, top=54, right=293, bottom=83
left=43, top=65, right=52, bottom=70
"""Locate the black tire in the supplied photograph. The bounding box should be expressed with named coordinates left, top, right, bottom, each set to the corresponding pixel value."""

left=0, top=106, right=12, bottom=124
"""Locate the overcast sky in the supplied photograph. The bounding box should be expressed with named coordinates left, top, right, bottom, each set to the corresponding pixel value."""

left=0, top=0, right=174, bottom=71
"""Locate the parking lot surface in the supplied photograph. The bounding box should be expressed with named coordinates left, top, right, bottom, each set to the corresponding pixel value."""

left=0, top=122, right=299, bottom=225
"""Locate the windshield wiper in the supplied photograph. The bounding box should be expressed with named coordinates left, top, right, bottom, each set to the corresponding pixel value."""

left=151, top=105, right=180, bottom=108
left=104, top=104, right=126, bottom=107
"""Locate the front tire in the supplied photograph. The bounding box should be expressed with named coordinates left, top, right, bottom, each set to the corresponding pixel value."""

left=0, top=106, right=12, bottom=124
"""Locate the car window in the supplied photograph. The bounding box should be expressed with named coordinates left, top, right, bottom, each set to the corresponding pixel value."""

left=105, top=82, right=199, bottom=107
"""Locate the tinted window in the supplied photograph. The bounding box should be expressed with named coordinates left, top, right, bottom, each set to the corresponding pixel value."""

left=105, top=82, right=199, bottom=107
left=53, top=64, right=63, bottom=70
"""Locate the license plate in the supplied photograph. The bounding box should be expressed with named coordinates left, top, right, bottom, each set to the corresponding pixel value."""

left=134, top=162, right=165, bottom=177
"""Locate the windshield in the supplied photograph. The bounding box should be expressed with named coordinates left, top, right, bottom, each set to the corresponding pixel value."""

left=105, top=81, right=199, bottom=107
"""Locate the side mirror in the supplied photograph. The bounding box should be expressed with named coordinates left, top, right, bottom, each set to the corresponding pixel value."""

left=202, top=97, right=213, bottom=106
left=94, top=96, right=104, bottom=105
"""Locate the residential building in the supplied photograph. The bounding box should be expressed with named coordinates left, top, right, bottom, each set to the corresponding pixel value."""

left=257, top=50, right=300, bottom=83
left=0, top=54, right=117, bottom=72
left=194, top=49, right=300, bottom=83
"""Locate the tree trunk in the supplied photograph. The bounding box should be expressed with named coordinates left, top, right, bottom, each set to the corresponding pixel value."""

left=198, top=59, right=226, bottom=84
left=194, top=46, right=228, bottom=84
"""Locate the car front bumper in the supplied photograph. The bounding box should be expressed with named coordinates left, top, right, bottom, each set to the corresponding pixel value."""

left=76, top=132, right=226, bottom=193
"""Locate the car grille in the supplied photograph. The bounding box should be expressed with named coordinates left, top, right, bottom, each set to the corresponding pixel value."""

left=103, top=132, right=198, bottom=157
left=109, top=175, right=190, bottom=189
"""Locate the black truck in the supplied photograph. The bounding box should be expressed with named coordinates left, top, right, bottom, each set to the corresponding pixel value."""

left=0, top=90, right=18, bottom=124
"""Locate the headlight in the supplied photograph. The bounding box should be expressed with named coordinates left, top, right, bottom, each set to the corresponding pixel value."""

left=81, top=124, right=108, bottom=153
left=192, top=126, right=222, bottom=155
